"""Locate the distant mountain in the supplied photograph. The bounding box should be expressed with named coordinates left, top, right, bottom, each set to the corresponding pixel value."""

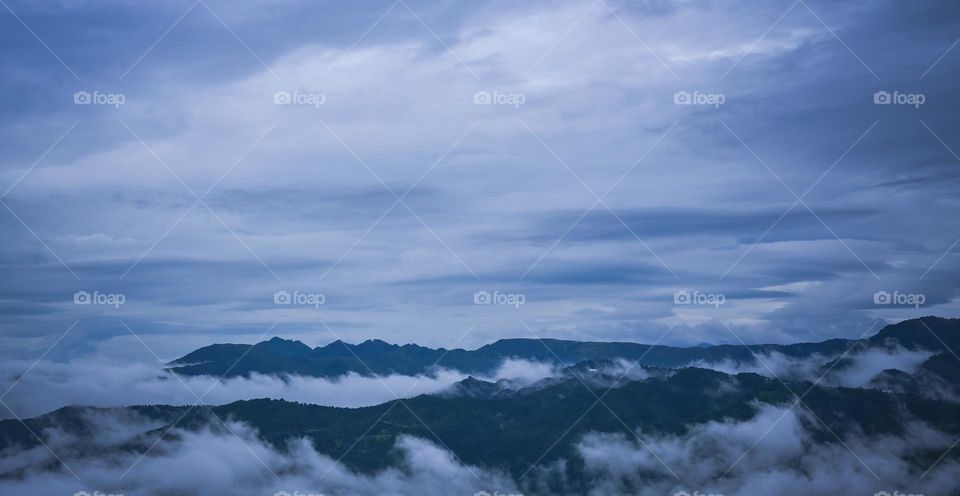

left=168, top=316, right=960, bottom=380
left=4, top=317, right=960, bottom=494
left=3, top=363, right=958, bottom=493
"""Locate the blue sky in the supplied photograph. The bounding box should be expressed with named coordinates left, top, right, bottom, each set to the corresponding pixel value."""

left=1, top=0, right=959, bottom=360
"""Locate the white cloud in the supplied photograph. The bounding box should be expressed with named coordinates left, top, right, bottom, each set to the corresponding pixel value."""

left=0, top=418, right=518, bottom=496
left=687, top=345, right=935, bottom=388
left=2, top=401, right=956, bottom=495
left=575, top=403, right=958, bottom=496
left=0, top=357, right=559, bottom=419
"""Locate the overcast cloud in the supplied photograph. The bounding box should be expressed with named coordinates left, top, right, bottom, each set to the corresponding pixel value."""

left=1, top=0, right=959, bottom=360
left=1, top=403, right=956, bottom=495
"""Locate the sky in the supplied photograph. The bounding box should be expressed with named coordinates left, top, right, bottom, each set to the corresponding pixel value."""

left=1, top=0, right=959, bottom=361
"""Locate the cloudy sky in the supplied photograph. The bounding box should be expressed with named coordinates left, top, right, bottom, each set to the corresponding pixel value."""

left=1, top=0, right=959, bottom=361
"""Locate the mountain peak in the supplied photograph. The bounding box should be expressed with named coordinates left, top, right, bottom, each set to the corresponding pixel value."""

left=255, top=337, right=313, bottom=358
left=354, top=339, right=400, bottom=354
left=871, top=316, right=960, bottom=352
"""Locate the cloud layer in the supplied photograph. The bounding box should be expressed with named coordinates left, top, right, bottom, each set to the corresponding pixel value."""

left=2, top=402, right=956, bottom=496
left=0, top=358, right=557, bottom=419
left=1, top=0, right=960, bottom=356
left=576, top=404, right=959, bottom=496
left=688, top=345, right=935, bottom=388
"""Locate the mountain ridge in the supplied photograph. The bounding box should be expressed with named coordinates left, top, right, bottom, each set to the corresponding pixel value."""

left=167, top=316, right=960, bottom=379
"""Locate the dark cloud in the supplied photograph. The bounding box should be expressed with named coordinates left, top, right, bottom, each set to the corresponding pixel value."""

left=1, top=0, right=959, bottom=354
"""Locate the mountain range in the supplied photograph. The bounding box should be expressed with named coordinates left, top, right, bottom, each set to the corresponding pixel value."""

left=2, top=316, right=960, bottom=494
left=168, top=316, right=960, bottom=385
